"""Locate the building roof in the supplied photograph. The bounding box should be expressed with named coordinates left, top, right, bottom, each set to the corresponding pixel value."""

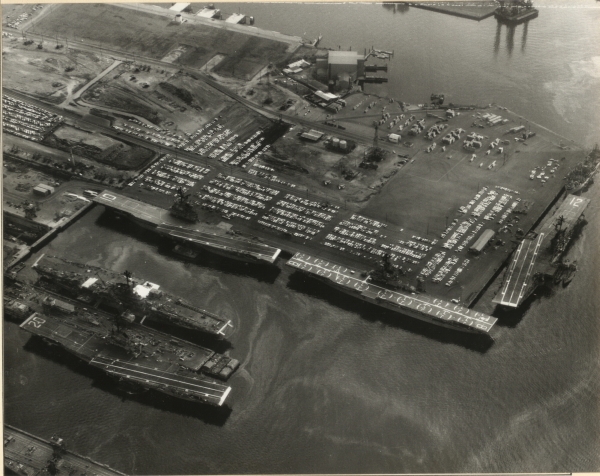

left=225, top=13, right=246, bottom=23
left=169, top=3, right=190, bottom=12
left=470, top=229, right=495, bottom=252
left=315, top=90, right=339, bottom=102
left=328, top=51, right=360, bottom=65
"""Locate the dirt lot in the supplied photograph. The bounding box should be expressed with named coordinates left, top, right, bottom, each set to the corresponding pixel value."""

left=82, top=64, right=233, bottom=133
left=44, top=124, right=154, bottom=170
left=2, top=161, right=90, bottom=227
left=29, top=3, right=292, bottom=79
left=1, top=41, right=113, bottom=104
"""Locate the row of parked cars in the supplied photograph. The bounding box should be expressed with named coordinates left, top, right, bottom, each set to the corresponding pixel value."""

left=270, top=208, right=321, bottom=232
left=209, top=178, right=274, bottom=203
left=2, top=95, right=63, bottom=142
left=248, top=169, right=297, bottom=189
left=201, top=185, right=267, bottom=209
left=259, top=218, right=312, bottom=241
left=276, top=200, right=333, bottom=221
left=431, top=255, right=459, bottom=283
left=219, top=174, right=280, bottom=196
left=445, top=258, right=470, bottom=287
left=200, top=195, right=256, bottom=219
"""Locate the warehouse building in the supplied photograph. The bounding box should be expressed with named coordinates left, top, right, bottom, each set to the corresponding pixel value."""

left=316, top=50, right=365, bottom=90
left=469, top=229, right=495, bottom=254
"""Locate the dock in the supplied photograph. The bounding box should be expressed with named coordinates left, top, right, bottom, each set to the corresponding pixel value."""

left=406, top=1, right=498, bottom=21
left=4, top=424, right=126, bottom=476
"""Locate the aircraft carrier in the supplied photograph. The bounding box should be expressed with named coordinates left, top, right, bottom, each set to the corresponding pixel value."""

left=287, top=253, right=497, bottom=335
left=32, top=254, right=234, bottom=338
left=18, top=301, right=235, bottom=405
left=493, top=194, right=590, bottom=308
left=93, top=191, right=281, bottom=264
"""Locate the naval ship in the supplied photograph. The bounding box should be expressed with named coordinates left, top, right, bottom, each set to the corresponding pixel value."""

left=93, top=191, right=281, bottom=265
left=493, top=194, right=590, bottom=309
left=32, top=255, right=234, bottom=338
left=286, top=253, right=497, bottom=335
left=7, top=280, right=238, bottom=405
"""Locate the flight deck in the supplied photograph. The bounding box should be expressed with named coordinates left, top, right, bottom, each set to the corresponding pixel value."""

left=94, top=191, right=281, bottom=263
left=287, top=253, right=497, bottom=334
left=493, top=194, right=590, bottom=308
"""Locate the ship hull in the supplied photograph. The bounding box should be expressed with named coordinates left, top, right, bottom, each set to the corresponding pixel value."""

left=306, top=272, right=487, bottom=335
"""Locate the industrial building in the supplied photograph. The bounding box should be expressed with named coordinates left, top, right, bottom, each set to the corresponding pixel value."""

left=316, top=50, right=365, bottom=91
left=469, top=229, right=495, bottom=254
left=33, top=183, right=54, bottom=197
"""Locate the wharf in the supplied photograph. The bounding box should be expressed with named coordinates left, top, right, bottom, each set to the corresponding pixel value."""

left=406, top=1, right=498, bottom=21
left=287, top=252, right=497, bottom=334
left=493, top=194, right=590, bottom=308
left=4, top=424, right=126, bottom=476
left=93, top=191, right=281, bottom=264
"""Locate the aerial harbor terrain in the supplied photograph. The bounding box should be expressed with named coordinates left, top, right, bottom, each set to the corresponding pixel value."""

left=3, top=1, right=600, bottom=474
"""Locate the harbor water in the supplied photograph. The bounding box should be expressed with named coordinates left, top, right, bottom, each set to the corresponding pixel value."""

left=4, top=2, right=600, bottom=474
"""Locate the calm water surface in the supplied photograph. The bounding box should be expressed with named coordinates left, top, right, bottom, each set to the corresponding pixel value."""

left=4, top=2, right=600, bottom=474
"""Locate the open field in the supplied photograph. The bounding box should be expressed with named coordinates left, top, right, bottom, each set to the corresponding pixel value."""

left=27, top=3, right=292, bottom=80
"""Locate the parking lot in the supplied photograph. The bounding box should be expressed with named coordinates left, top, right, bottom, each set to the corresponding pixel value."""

left=2, top=95, right=63, bottom=142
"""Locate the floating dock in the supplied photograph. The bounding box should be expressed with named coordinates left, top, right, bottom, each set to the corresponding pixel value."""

left=287, top=253, right=497, bottom=334
left=93, top=191, right=281, bottom=264
left=4, top=424, right=127, bottom=476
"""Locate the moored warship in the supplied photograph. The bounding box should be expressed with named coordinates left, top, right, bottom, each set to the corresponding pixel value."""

left=32, top=255, right=234, bottom=338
